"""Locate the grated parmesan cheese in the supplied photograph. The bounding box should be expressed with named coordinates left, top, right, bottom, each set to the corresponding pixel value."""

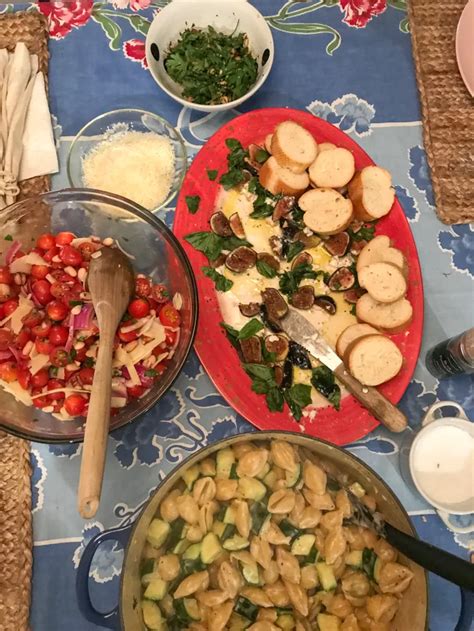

left=82, top=130, right=175, bottom=211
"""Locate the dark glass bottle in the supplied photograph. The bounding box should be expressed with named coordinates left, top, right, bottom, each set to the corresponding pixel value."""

left=426, top=328, right=474, bottom=378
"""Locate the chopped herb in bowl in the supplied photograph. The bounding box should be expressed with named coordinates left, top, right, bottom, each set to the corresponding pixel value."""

left=164, top=26, right=258, bottom=106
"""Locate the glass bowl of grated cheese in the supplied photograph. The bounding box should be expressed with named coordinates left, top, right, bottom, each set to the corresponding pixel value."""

left=67, top=109, right=187, bottom=214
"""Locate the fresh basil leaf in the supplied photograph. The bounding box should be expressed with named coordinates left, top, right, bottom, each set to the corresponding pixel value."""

left=279, top=263, right=322, bottom=296
left=311, top=366, right=341, bottom=410
left=348, top=223, right=376, bottom=242
left=220, top=322, right=240, bottom=349
left=290, top=206, right=305, bottom=228
left=222, top=235, right=252, bottom=250
left=256, top=260, right=278, bottom=279
left=238, top=318, right=264, bottom=340
left=225, top=138, right=242, bottom=151
left=251, top=379, right=270, bottom=395
left=202, top=266, right=233, bottom=292
left=243, top=363, right=275, bottom=384
left=255, top=148, right=270, bottom=163
left=266, top=386, right=284, bottom=412
left=184, top=231, right=224, bottom=261
left=349, top=303, right=357, bottom=316
left=328, top=386, right=341, bottom=411
left=286, top=241, right=305, bottom=262
left=284, top=383, right=312, bottom=420
left=185, top=195, right=200, bottom=214
left=247, top=176, right=258, bottom=194
left=206, top=168, right=218, bottom=181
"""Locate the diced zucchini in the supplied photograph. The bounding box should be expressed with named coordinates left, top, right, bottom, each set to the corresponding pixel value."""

left=373, top=557, right=383, bottom=584
left=250, top=502, right=268, bottom=535
left=216, top=448, right=235, bottom=478
left=146, top=519, right=170, bottom=549
left=234, top=596, right=259, bottom=622
left=256, top=462, right=271, bottom=480
left=241, top=559, right=260, bottom=585
left=263, top=469, right=277, bottom=488
left=326, top=477, right=341, bottom=492
left=141, top=558, right=155, bottom=576
left=348, top=481, right=366, bottom=498
left=316, top=562, right=337, bottom=591
left=144, top=577, right=168, bottom=601
left=345, top=550, right=363, bottom=568
left=183, top=543, right=202, bottom=560
left=277, top=614, right=295, bottom=630
left=181, top=558, right=206, bottom=576
left=229, top=463, right=239, bottom=479
left=239, top=477, right=266, bottom=501
left=175, top=597, right=200, bottom=622
left=317, top=613, right=341, bottom=631
left=216, top=504, right=226, bottom=522
left=222, top=524, right=237, bottom=541
left=228, top=613, right=252, bottom=630
left=181, top=464, right=200, bottom=490
left=201, top=532, right=222, bottom=564
left=224, top=506, right=236, bottom=525
left=222, top=535, right=250, bottom=551
left=142, top=600, right=163, bottom=630
left=362, top=547, right=377, bottom=579
left=172, top=539, right=190, bottom=555
left=285, top=463, right=302, bottom=488
left=166, top=518, right=185, bottom=552
left=291, top=534, right=315, bottom=556
left=303, top=545, right=319, bottom=565
left=279, top=519, right=302, bottom=542
left=141, top=572, right=159, bottom=587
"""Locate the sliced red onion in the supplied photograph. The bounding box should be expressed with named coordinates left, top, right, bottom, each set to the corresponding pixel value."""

left=65, top=313, right=75, bottom=352
left=8, top=345, right=22, bottom=363
left=135, top=363, right=154, bottom=389
left=74, top=304, right=94, bottom=330
left=0, top=350, right=13, bottom=361
left=5, top=241, right=22, bottom=265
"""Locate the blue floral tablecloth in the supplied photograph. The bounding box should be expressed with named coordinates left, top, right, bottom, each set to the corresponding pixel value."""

left=8, top=1, right=473, bottom=630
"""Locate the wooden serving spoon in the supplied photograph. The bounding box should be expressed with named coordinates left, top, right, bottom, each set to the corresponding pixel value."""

left=77, top=247, right=134, bottom=519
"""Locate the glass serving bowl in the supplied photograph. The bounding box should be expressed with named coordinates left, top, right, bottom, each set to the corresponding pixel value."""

left=67, top=109, right=187, bottom=213
left=0, top=189, right=198, bottom=443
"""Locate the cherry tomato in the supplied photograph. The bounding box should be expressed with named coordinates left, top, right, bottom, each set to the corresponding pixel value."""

left=22, top=309, right=43, bottom=329
left=14, top=329, right=31, bottom=350
left=49, top=325, right=69, bottom=347
left=128, top=298, right=150, bottom=319
left=64, top=394, right=87, bottom=417
left=3, top=299, right=18, bottom=316
left=31, top=368, right=49, bottom=388
left=159, top=303, right=181, bottom=328
left=11, top=250, right=25, bottom=261
left=0, top=266, right=12, bottom=284
left=0, top=304, right=4, bottom=319
left=165, top=330, right=177, bottom=347
left=59, top=244, right=82, bottom=267
left=32, top=280, right=53, bottom=306
left=17, top=367, right=31, bottom=390
left=118, top=328, right=138, bottom=343
left=46, top=378, right=66, bottom=401
left=127, top=384, right=145, bottom=399
left=0, top=361, right=17, bottom=383
left=49, top=347, right=69, bottom=367
left=74, top=346, right=88, bottom=362
left=32, top=389, right=49, bottom=408
left=46, top=300, right=68, bottom=322
left=55, top=232, right=75, bottom=246
left=78, top=366, right=94, bottom=385
left=31, top=264, right=49, bottom=279
left=42, top=246, right=60, bottom=264
left=151, top=284, right=169, bottom=303
left=135, top=277, right=151, bottom=298
left=0, top=329, right=13, bottom=351
left=78, top=242, right=97, bottom=261
left=50, top=282, right=70, bottom=300
left=37, top=233, right=56, bottom=251
left=35, top=338, right=52, bottom=355
left=32, top=320, right=51, bottom=339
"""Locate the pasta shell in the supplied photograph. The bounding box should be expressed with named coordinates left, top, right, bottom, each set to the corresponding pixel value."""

left=248, top=622, right=280, bottom=631
left=268, top=489, right=296, bottom=514
left=230, top=550, right=254, bottom=566
left=196, top=590, right=229, bottom=608
left=276, top=547, right=300, bottom=584
left=176, top=494, right=200, bottom=524
left=174, top=570, right=209, bottom=598
left=335, top=489, right=353, bottom=518
left=320, top=509, right=344, bottom=532
left=298, top=506, right=322, bottom=529
left=186, top=524, right=204, bottom=543
left=208, top=601, right=233, bottom=631
left=262, top=560, right=279, bottom=585
left=303, top=460, right=327, bottom=495
left=340, top=613, right=360, bottom=631
left=366, top=594, right=399, bottom=623
left=215, top=478, right=238, bottom=502
left=289, top=492, right=305, bottom=524
left=326, top=593, right=353, bottom=619
left=250, top=536, right=273, bottom=570
left=303, top=489, right=335, bottom=511
left=233, top=499, right=251, bottom=539
left=362, top=494, right=377, bottom=512
left=237, top=448, right=269, bottom=478
left=283, top=580, right=308, bottom=616
left=217, top=560, right=241, bottom=598
left=241, top=587, right=273, bottom=608
left=263, top=580, right=291, bottom=607
left=324, top=528, right=347, bottom=565
left=200, top=457, right=216, bottom=477
left=341, top=571, right=370, bottom=599
left=374, top=539, right=397, bottom=563
left=270, top=441, right=297, bottom=472
left=300, top=565, right=319, bottom=590
left=157, top=554, right=180, bottom=581
left=233, top=442, right=256, bottom=459
left=377, top=562, right=414, bottom=594
left=199, top=501, right=218, bottom=534
left=160, top=488, right=180, bottom=522
left=193, top=477, right=217, bottom=506
left=261, top=520, right=291, bottom=546
left=256, top=608, right=278, bottom=622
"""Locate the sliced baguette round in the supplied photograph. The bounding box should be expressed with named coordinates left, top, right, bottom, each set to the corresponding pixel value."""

left=264, top=133, right=273, bottom=154
left=259, top=156, right=309, bottom=197
left=300, top=188, right=353, bottom=236
left=358, top=261, right=407, bottom=304
left=356, top=293, right=413, bottom=332
left=318, top=142, right=337, bottom=153
left=348, top=166, right=395, bottom=221
left=336, top=323, right=380, bottom=358
left=356, top=235, right=407, bottom=276
left=308, top=147, right=355, bottom=189
left=347, top=334, right=403, bottom=386
left=271, top=121, right=318, bottom=174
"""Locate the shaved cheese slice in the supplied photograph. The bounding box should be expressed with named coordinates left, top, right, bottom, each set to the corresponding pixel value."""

left=10, top=252, right=48, bottom=274
left=111, top=397, right=127, bottom=408
left=121, top=317, right=148, bottom=334
left=113, top=347, right=141, bottom=386
left=2, top=295, right=35, bottom=334
left=144, top=320, right=165, bottom=344
left=29, top=353, right=50, bottom=376
left=129, top=339, right=161, bottom=364
left=0, top=379, right=33, bottom=406
left=31, top=387, right=90, bottom=399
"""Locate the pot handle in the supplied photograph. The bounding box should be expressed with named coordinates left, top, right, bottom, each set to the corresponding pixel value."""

left=76, top=522, right=133, bottom=629
left=422, top=401, right=469, bottom=427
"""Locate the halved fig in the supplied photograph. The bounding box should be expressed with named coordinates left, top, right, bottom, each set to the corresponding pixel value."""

left=343, top=287, right=366, bottom=304
left=269, top=235, right=283, bottom=257
left=225, top=246, right=257, bottom=273
left=274, top=365, right=284, bottom=387
left=257, top=252, right=280, bottom=272
left=295, top=230, right=322, bottom=249
left=229, top=213, right=246, bottom=239
left=262, top=288, right=288, bottom=320
left=239, top=336, right=262, bottom=363
left=208, top=253, right=227, bottom=269
left=264, top=334, right=290, bottom=362
left=290, top=285, right=315, bottom=310
left=350, top=220, right=364, bottom=234
left=273, top=195, right=296, bottom=222
left=324, top=232, right=350, bottom=257
left=246, top=143, right=268, bottom=171
left=239, top=302, right=261, bottom=317
left=288, top=341, right=311, bottom=369
left=210, top=211, right=233, bottom=237
left=314, top=295, right=337, bottom=315
left=260, top=304, right=282, bottom=332
left=327, top=267, right=356, bottom=292
left=350, top=239, right=368, bottom=255
left=291, top=251, right=313, bottom=270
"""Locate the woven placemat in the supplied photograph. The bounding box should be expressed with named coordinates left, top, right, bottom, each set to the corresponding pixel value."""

left=408, top=0, right=474, bottom=224
left=0, top=10, right=50, bottom=200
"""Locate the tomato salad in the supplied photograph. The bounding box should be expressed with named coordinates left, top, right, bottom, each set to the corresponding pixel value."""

left=0, top=232, right=182, bottom=421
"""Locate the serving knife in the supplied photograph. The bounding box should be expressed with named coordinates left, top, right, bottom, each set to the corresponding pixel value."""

left=280, top=308, right=407, bottom=433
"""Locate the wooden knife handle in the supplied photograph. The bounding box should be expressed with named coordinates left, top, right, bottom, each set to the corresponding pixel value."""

left=333, top=364, right=407, bottom=433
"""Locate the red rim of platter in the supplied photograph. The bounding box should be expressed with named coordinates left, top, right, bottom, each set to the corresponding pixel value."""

left=174, top=108, right=424, bottom=445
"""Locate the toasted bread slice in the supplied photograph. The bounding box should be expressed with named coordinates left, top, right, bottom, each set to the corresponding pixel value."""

left=356, top=235, right=407, bottom=276
left=308, top=147, right=355, bottom=189
left=318, top=142, right=337, bottom=153
left=347, top=334, right=403, bottom=386
left=356, top=293, right=413, bottom=331
left=348, top=166, right=395, bottom=221
left=358, top=262, right=407, bottom=304
left=271, top=121, right=318, bottom=174
left=265, top=134, right=273, bottom=154
left=259, top=156, right=309, bottom=197
left=300, top=188, right=353, bottom=236
left=336, top=323, right=380, bottom=358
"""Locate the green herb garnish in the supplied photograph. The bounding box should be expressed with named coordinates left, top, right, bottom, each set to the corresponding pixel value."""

left=348, top=223, right=376, bottom=242
left=311, top=366, right=341, bottom=410
left=220, top=138, right=248, bottom=190
left=254, top=148, right=270, bottom=164
left=256, top=259, right=278, bottom=279
left=250, top=180, right=275, bottom=219
left=69, top=300, right=83, bottom=307
left=69, top=349, right=77, bottom=361
left=203, top=267, right=233, bottom=292
left=164, top=26, right=258, bottom=106
left=83, top=357, right=95, bottom=368
left=184, top=230, right=250, bottom=261
left=206, top=168, right=218, bottom=181
left=286, top=241, right=305, bottom=263
left=4, top=234, right=13, bottom=241
left=362, top=548, right=377, bottom=578
left=243, top=363, right=284, bottom=412
left=221, top=318, right=263, bottom=343
left=185, top=195, right=200, bottom=214
left=349, top=303, right=357, bottom=316
left=279, top=263, right=321, bottom=296
left=145, top=369, right=158, bottom=378
left=49, top=366, right=58, bottom=377
left=284, top=383, right=312, bottom=421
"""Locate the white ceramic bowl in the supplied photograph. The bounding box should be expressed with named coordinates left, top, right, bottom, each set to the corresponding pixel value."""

left=145, top=0, right=274, bottom=112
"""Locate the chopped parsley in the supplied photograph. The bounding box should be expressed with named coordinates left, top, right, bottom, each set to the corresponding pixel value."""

left=4, top=234, right=13, bottom=241
left=144, top=369, right=158, bottom=377
left=69, top=300, right=83, bottom=307
left=185, top=195, right=200, bottom=214
left=249, top=180, right=275, bottom=219
left=220, top=138, right=249, bottom=190
left=348, top=223, right=376, bottom=242
left=83, top=357, right=95, bottom=368
left=202, top=266, right=233, bottom=292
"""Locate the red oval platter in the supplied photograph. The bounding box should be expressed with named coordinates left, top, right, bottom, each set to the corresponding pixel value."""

left=174, top=108, right=423, bottom=445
